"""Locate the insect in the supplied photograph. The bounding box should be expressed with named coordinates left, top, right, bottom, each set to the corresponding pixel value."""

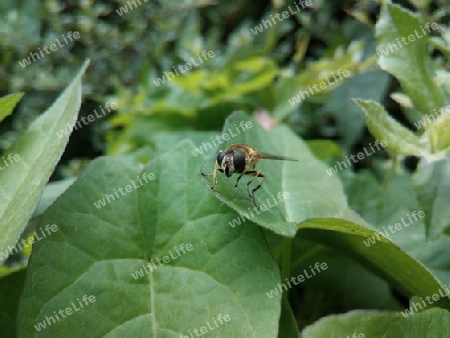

left=201, top=143, right=297, bottom=207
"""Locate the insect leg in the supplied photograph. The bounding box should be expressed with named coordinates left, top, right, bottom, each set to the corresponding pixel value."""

left=241, top=170, right=266, bottom=207
left=244, top=170, right=266, bottom=197
left=201, top=163, right=220, bottom=191
left=234, top=165, right=250, bottom=188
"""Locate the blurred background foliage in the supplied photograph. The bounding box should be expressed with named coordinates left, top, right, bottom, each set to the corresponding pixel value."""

left=2, top=0, right=447, bottom=162
left=0, top=1, right=384, bottom=160
left=1, top=0, right=450, bottom=331
left=2, top=0, right=447, bottom=167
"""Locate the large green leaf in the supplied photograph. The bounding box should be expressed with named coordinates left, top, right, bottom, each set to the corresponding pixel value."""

left=197, top=113, right=450, bottom=306
left=18, top=141, right=281, bottom=337
left=0, top=93, right=24, bottom=124
left=0, top=61, right=88, bottom=259
left=354, top=99, right=425, bottom=156
left=302, top=308, right=450, bottom=337
left=200, top=112, right=363, bottom=237
left=297, top=218, right=450, bottom=308
left=344, top=167, right=450, bottom=295
left=375, top=2, right=446, bottom=115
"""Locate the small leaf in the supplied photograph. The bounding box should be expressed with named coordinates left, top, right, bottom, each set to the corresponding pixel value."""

left=228, top=57, right=277, bottom=94
left=325, top=70, right=390, bottom=149
left=354, top=99, right=424, bottom=156
left=430, top=112, right=450, bottom=151
left=375, top=2, right=446, bottom=115
left=0, top=93, right=24, bottom=124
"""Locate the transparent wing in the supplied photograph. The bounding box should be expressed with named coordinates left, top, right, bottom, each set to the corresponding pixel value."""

left=258, top=152, right=297, bottom=161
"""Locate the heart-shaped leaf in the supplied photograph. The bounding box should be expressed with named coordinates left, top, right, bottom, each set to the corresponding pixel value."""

left=18, top=140, right=282, bottom=337
left=200, top=111, right=362, bottom=237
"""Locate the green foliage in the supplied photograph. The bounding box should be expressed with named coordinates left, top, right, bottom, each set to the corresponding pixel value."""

left=302, top=307, right=450, bottom=337
left=199, top=112, right=357, bottom=237
left=354, top=99, right=424, bottom=156
left=108, top=42, right=372, bottom=155
left=18, top=141, right=282, bottom=337
left=0, top=93, right=24, bottom=124
left=1, top=0, right=450, bottom=337
left=0, top=61, right=87, bottom=276
left=376, top=3, right=446, bottom=116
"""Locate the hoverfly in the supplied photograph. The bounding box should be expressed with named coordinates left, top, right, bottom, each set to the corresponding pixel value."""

left=201, top=144, right=297, bottom=207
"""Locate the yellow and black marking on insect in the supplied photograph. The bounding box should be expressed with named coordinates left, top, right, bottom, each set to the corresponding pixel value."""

left=201, top=143, right=297, bottom=207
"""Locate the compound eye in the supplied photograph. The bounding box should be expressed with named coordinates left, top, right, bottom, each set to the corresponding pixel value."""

left=216, top=150, right=226, bottom=165
left=232, top=151, right=246, bottom=172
